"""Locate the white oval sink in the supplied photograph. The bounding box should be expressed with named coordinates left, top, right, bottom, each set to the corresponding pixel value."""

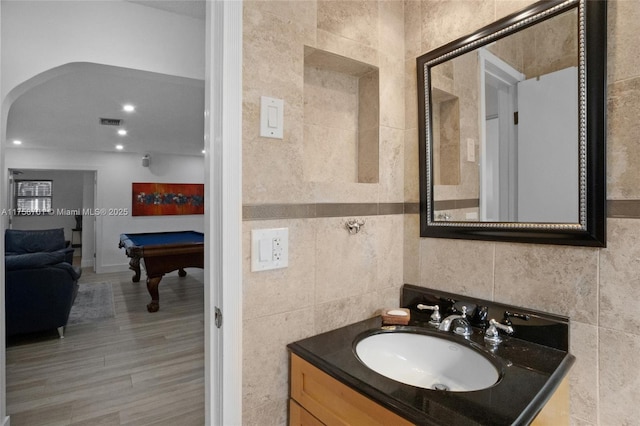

left=355, top=332, right=500, bottom=392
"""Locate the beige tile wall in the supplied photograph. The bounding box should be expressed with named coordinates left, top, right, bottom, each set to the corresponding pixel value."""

left=487, top=8, right=579, bottom=79
left=404, top=0, right=640, bottom=424
left=242, top=1, right=404, bottom=424
left=303, top=65, right=359, bottom=183
left=243, top=0, right=640, bottom=424
left=431, top=50, right=480, bottom=204
left=302, top=48, right=380, bottom=184
left=358, top=69, right=380, bottom=183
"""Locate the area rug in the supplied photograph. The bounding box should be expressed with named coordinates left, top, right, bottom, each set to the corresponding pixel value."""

left=67, top=282, right=115, bottom=326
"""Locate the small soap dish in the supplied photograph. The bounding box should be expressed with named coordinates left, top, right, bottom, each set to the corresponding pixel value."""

left=381, top=308, right=410, bottom=325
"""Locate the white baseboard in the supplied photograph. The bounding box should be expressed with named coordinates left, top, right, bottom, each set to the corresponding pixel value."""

left=3, top=415, right=11, bottom=426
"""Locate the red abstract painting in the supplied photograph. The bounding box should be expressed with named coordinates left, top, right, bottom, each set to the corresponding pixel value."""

left=132, top=183, right=204, bottom=216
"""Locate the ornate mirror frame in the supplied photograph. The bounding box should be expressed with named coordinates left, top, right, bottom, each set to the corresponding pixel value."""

left=417, top=0, right=607, bottom=247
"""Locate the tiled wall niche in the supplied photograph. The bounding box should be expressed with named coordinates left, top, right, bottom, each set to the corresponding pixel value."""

left=431, top=88, right=460, bottom=186
left=303, top=47, right=380, bottom=184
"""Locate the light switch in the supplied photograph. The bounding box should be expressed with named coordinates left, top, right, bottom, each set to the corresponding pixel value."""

left=251, top=228, right=289, bottom=272
left=260, top=96, right=284, bottom=139
left=467, top=138, right=475, bottom=162
left=259, top=238, right=272, bottom=262
left=267, top=105, right=278, bottom=128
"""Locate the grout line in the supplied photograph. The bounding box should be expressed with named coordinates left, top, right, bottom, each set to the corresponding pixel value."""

left=244, top=200, right=640, bottom=221
left=312, top=219, right=318, bottom=335
left=243, top=202, right=408, bottom=221
left=492, top=243, right=496, bottom=301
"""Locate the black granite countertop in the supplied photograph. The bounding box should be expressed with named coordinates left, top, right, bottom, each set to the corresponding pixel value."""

left=288, top=287, right=575, bottom=426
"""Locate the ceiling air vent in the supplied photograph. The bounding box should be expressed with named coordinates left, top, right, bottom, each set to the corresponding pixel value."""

left=99, top=118, right=122, bottom=126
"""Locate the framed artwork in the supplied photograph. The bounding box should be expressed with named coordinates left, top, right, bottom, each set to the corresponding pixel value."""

left=132, top=182, right=204, bottom=216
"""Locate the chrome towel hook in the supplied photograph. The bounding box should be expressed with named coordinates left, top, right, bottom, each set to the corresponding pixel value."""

left=345, top=218, right=365, bottom=234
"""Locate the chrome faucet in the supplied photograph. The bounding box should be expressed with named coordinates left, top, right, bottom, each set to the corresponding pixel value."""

left=417, top=304, right=441, bottom=327
left=484, top=319, right=514, bottom=345
left=438, top=306, right=473, bottom=337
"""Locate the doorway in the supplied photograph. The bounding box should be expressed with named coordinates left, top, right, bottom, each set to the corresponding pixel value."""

left=1, top=1, right=243, bottom=424
left=479, top=47, right=579, bottom=224
left=479, top=47, right=524, bottom=222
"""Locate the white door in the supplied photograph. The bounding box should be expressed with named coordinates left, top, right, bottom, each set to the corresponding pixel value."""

left=517, top=67, right=579, bottom=223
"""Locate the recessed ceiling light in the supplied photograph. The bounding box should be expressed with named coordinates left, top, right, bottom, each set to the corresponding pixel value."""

left=118, top=129, right=127, bottom=136
left=123, top=104, right=135, bottom=113
left=12, top=140, right=22, bottom=145
left=115, top=144, right=124, bottom=150
left=202, top=150, right=206, bottom=154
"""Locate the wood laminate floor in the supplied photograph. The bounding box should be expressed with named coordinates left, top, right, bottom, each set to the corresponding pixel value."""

left=5, top=267, right=205, bottom=425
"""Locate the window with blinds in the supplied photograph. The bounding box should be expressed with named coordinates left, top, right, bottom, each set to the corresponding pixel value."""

left=15, top=180, right=53, bottom=214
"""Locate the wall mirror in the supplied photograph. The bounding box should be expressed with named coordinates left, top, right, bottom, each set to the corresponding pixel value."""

left=417, top=0, right=606, bottom=246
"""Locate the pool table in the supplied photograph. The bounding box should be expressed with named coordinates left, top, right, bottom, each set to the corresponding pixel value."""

left=119, top=231, right=204, bottom=312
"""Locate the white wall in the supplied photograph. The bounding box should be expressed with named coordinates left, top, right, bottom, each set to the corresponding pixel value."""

left=1, top=0, right=204, bottom=101
left=5, top=148, right=205, bottom=273
left=82, top=170, right=95, bottom=268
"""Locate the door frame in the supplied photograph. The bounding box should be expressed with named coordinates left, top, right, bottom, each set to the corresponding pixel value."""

left=205, top=1, right=243, bottom=425
left=0, top=1, right=244, bottom=425
left=478, top=47, right=524, bottom=222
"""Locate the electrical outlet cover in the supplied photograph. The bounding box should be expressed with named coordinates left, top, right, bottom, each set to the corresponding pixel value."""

left=251, top=228, right=289, bottom=271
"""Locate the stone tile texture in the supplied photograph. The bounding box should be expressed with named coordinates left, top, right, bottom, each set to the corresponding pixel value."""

left=406, top=1, right=640, bottom=424
left=241, top=0, right=640, bottom=425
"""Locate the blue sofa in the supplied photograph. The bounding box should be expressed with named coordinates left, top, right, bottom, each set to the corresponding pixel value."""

left=5, top=228, right=82, bottom=338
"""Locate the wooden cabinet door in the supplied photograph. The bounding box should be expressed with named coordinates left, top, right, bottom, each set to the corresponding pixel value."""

left=531, top=378, right=570, bottom=426
left=291, top=353, right=568, bottom=426
left=290, top=354, right=414, bottom=426
left=290, top=399, right=325, bottom=426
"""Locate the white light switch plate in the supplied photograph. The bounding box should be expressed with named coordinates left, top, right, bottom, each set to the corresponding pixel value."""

left=467, top=138, right=475, bottom=162
left=260, top=96, right=284, bottom=139
left=251, top=227, right=289, bottom=272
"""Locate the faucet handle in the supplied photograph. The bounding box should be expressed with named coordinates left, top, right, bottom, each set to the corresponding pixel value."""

left=502, top=310, right=531, bottom=326
left=484, top=319, right=514, bottom=345
left=417, top=304, right=441, bottom=326
left=472, top=305, right=489, bottom=328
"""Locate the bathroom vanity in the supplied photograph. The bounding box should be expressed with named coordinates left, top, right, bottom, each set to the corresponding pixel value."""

left=287, top=285, right=574, bottom=425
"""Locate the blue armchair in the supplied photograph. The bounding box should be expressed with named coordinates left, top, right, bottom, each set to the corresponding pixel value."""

left=5, top=228, right=82, bottom=338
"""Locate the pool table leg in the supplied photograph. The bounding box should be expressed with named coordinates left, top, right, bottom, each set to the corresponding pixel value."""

left=146, top=276, right=162, bottom=312
left=129, top=257, right=141, bottom=282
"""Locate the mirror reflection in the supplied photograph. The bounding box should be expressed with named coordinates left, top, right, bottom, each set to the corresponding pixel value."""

left=430, top=7, right=579, bottom=223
